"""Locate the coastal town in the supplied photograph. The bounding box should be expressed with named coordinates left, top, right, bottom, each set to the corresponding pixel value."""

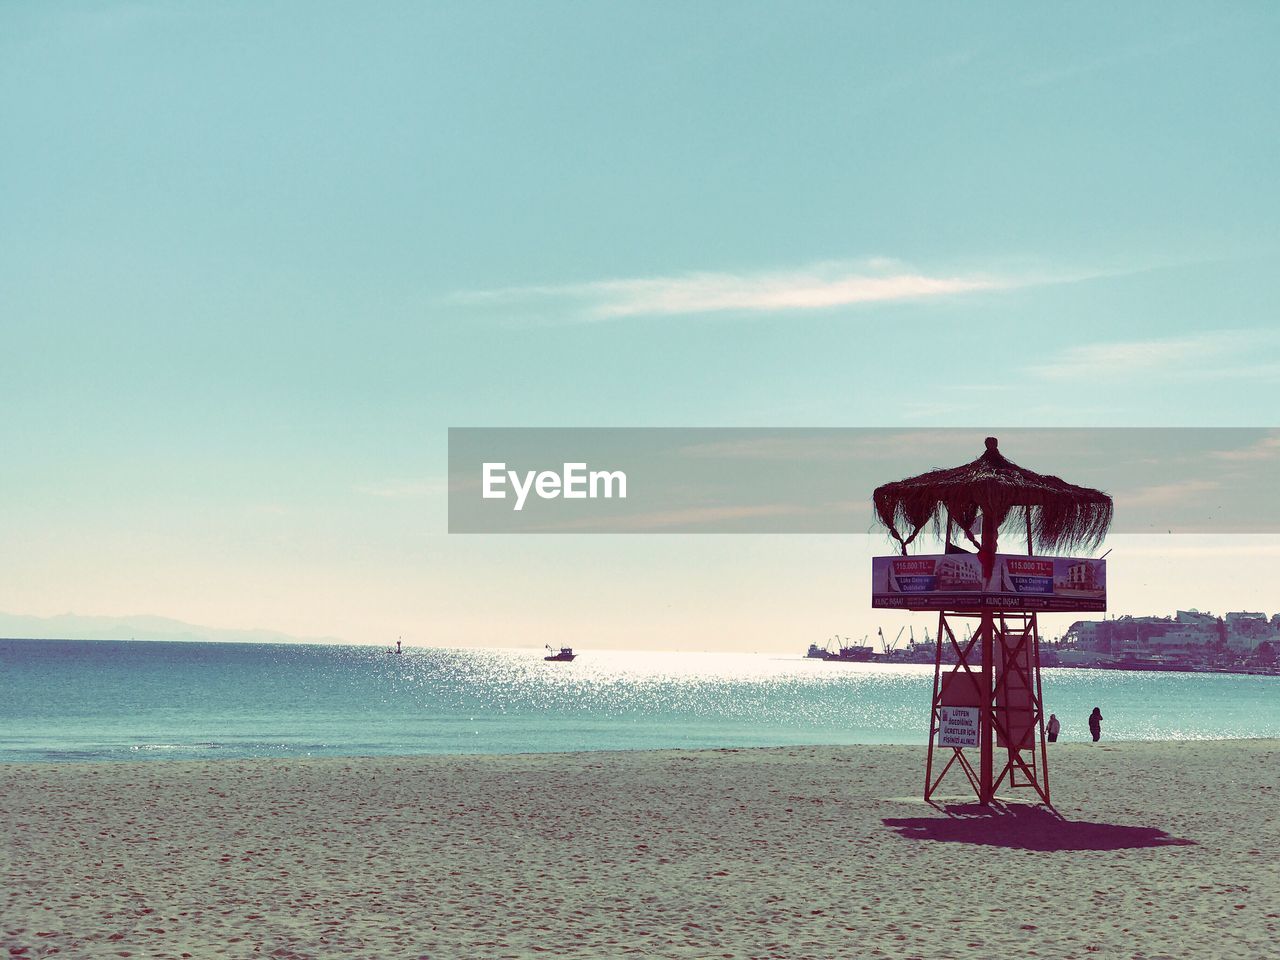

left=810, top=608, right=1280, bottom=675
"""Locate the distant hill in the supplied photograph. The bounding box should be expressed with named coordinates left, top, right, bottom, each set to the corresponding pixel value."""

left=0, top=611, right=343, bottom=646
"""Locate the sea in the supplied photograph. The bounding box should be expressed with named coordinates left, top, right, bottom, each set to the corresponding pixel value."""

left=2, top=638, right=1278, bottom=763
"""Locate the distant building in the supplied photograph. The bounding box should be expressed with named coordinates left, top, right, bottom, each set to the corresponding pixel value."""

left=1176, top=609, right=1217, bottom=626
left=1224, top=612, right=1274, bottom=651
left=1226, top=612, right=1267, bottom=626
left=1063, top=609, right=1280, bottom=660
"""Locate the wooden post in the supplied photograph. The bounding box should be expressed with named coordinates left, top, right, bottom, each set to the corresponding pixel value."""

left=924, top=610, right=945, bottom=800
left=979, top=609, right=993, bottom=804
left=1032, top=614, right=1051, bottom=804
left=979, top=508, right=999, bottom=805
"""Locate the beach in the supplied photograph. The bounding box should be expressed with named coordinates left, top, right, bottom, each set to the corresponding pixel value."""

left=2, top=741, right=1277, bottom=960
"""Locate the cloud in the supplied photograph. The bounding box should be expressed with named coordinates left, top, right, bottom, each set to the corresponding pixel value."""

left=1114, top=479, right=1221, bottom=509
left=1022, top=31, right=1203, bottom=87
left=1212, top=435, right=1280, bottom=462
left=454, top=258, right=1019, bottom=321
left=527, top=503, right=812, bottom=532
left=675, top=430, right=978, bottom=463
left=1028, top=331, right=1278, bottom=382
left=1029, top=335, right=1212, bottom=380
left=354, top=478, right=452, bottom=499
left=582, top=271, right=1002, bottom=319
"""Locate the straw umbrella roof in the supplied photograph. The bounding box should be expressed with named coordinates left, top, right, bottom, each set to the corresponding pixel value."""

left=872, top=436, right=1113, bottom=555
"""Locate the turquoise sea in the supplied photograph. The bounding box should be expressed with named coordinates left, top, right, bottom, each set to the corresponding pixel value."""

left=2, top=639, right=1277, bottom=762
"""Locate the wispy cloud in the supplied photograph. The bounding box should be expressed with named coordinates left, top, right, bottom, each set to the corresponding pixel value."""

left=454, top=258, right=1020, bottom=321
left=1028, top=331, right=1278, bottom=382
left=527, top=503, right=812, bottom=532
left=675, top=430, right=978, bottom=463
left=354, top=478, right=452, bottom=499
left=1022, top=30, right=1204, bottom=87
left=1029, top=334, right=1212, bottom=380
left=1114, top=479, right=1221, bottom=509
left=1212, top=435, right=1280, bottom=462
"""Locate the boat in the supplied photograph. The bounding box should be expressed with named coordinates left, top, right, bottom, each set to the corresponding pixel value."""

left=826, top=642, right=875, bottom=663
left=544, top=645, right=576, bottom=662
left=806, top=637, right=876, bottom=662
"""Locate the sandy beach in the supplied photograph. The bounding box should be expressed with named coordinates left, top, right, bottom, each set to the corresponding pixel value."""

left=2, top=740, right=1277, bottom=960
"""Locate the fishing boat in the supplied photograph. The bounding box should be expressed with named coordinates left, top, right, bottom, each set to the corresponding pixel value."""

left=544, top=645, right=576, bottom=662
left=806, top=636, right=875, bottom=662
left=826, top=641, right=875, bottom=662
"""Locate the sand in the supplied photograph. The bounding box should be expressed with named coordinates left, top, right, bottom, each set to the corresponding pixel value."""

left=2, top=740, right=1278, bottom=960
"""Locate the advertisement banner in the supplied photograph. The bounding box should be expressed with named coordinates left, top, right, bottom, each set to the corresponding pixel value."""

left=871, top=554, right=1106, bottom=612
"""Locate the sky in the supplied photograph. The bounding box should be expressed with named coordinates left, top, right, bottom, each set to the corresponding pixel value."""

left=2, top=2, right=1278, bottom=649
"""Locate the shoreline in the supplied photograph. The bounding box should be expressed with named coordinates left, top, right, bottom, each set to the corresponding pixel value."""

left=4, top=740, right=1277, bottom=959
left=4, top=733, right=1280, bottom=766
left=9, top=634, right=1280, bottom=672
left=808, top=651, right=1280, bottom=677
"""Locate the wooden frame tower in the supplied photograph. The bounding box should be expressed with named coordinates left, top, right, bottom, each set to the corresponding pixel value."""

left=871, top=436, right=1113, bottom=807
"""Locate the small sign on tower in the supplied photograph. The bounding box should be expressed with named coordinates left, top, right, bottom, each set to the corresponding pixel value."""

left=937, top=706, right=980, bottom=748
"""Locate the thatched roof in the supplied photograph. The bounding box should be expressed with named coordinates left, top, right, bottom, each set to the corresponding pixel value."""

left=872, top=436, right=1112, bottom=556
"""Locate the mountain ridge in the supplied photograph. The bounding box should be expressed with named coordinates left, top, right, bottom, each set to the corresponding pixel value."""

left=0, top=611, right=344, bottom=645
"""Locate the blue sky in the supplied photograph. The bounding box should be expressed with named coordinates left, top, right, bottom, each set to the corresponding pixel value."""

left=2, top=3, right=1278, bottom=647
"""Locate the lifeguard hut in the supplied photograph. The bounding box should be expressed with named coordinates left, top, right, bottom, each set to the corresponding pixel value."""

left=871, top=437, right=1112, bottom=805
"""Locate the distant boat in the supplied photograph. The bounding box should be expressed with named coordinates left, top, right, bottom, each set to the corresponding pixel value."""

left=826, top=643, right=875, bottom=663
left=807, top=637, right=875, bottom=662
left=544, top=645, right=576, bottom=662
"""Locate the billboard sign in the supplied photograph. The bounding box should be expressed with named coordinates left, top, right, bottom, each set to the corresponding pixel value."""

left=871, top=554, right=1106, bottom=612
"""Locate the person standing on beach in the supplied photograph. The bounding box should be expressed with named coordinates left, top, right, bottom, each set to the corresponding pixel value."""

left=1088, top=706, right=1103, bottom=742
left=1047, top=713, right=1060, bottom=743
